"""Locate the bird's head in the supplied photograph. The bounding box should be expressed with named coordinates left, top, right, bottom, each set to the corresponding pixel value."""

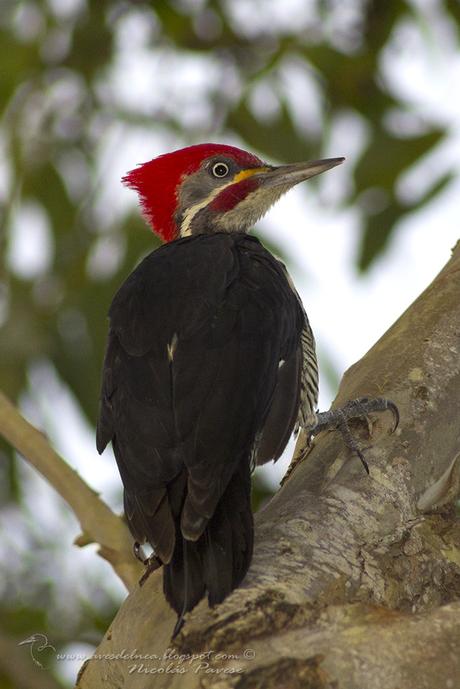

left=123, top=143, right=344, bottom=242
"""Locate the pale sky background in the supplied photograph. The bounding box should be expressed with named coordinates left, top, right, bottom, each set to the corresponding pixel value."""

left=2, top=0, right=460, bottom=682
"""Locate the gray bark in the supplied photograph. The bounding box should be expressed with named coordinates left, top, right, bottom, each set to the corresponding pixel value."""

left=77, top=241, right=460, bottom=689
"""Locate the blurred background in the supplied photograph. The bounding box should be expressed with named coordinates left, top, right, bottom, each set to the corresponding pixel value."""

left=1, top=0, right=459, bottom=686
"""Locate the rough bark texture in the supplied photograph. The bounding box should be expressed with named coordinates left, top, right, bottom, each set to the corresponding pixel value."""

left=77, top=242, right=460, bottom=689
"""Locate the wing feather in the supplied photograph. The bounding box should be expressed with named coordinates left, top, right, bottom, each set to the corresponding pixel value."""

left=97, top=233, right=305, bottom=570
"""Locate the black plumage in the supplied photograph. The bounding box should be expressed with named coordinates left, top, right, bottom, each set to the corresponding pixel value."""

left=97, top=232, right=308, bottom=619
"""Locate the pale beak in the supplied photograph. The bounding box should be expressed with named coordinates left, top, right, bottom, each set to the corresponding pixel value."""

left=256, top=157, right=345, bottom=188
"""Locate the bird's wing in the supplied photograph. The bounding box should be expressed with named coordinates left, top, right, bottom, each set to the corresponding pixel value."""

left=96, top=233, right=304, bottom=562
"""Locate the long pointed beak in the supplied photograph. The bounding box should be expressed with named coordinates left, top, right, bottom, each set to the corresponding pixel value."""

left=255, top=157, right=345, bottom=188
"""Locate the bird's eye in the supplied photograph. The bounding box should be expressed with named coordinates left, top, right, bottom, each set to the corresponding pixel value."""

left=211, top=162, right=230, bottom=178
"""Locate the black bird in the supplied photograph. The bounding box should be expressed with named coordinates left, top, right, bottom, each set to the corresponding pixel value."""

left=96, top=143, right=397, bottom=634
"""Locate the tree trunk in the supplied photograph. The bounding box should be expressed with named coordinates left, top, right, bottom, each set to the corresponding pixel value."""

left=77, top=242, right=460, bottom=689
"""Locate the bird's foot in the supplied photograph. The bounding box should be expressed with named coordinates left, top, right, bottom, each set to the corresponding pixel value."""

left=133, top=541, right=162, bottom=586
left=308, top=397, right=399, bottom=474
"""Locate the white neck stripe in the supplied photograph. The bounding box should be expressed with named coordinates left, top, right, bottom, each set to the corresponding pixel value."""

left=179, top=180, right=237, bottom=237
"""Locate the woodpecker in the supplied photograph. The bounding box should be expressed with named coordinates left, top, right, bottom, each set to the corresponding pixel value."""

left=97, top=143, right=397, bottom=635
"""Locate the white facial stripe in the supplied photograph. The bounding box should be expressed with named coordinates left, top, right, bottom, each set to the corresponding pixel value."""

left=179, top=172, right=289, bottom=237
left=180, top=180, right=235, bottom=237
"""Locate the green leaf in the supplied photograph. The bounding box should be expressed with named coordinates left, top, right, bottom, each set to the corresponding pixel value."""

left=358, top=197, right=403, bottom=271
left=358, top=170, right=454, bottom=270
left=227, top=100, right=315, bottom=163
left=354, top=127, right=445, bottom=192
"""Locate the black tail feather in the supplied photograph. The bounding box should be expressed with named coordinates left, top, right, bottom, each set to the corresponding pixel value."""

left=163, top=461, right=253, bottom=626
left=163, top=534, right=206, bottom=616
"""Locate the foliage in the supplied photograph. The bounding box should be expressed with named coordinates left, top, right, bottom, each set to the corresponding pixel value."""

left=0, top=1, right=459, bottom=685
left=1, top=0, right=458, bottom=424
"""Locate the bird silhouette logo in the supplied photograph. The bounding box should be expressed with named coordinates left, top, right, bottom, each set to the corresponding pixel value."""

left=18, top=633, right=56, bottom=668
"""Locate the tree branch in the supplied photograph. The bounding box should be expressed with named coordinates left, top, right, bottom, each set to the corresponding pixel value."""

left=76, top=241, right=460, bottom=688
left=0, top=392, right=141, bottom=589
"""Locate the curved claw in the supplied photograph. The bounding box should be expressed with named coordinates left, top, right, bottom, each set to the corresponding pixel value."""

left=139, top=554, right=162, bottom=587
left=309, top=396, right=399, bottom=476
left=387, top=400, right=400, bottom=433
left=353, top=396, right=399, bottom=434
left=356, top=447, right=370, bottom=475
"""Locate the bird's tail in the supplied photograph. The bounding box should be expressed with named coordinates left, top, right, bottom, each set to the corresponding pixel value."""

left=163, top=460, right=253, bottom=635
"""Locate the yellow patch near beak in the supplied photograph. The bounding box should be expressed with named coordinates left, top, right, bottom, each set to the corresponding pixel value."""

left=232, top=167, right=271, bottom=183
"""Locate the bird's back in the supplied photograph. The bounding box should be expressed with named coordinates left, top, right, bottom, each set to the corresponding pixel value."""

left=97, top=232, right=306, bottom=619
